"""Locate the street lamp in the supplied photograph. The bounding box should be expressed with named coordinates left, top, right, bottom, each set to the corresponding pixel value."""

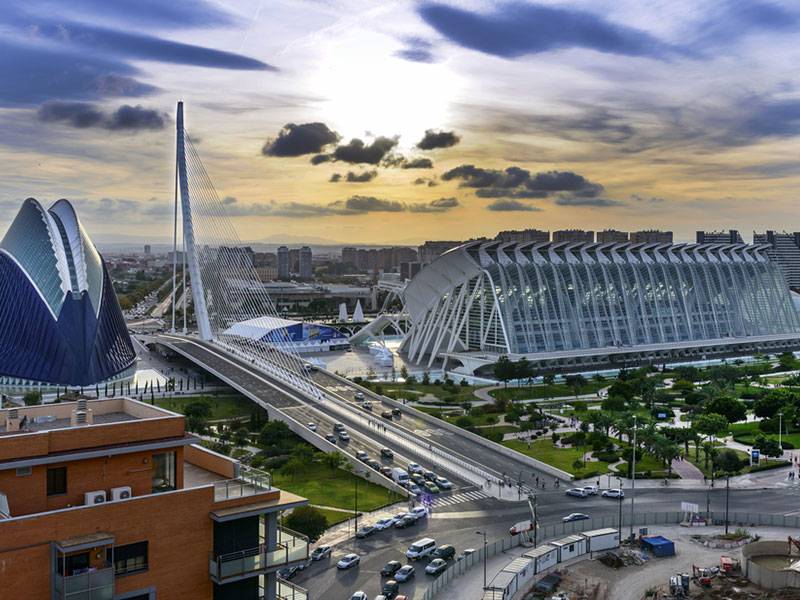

left=779, top=412, right=784, bottom=458
left=629, top=416, right=637, bottom=539
left=616, top=477, right=624, bottom=532
left=476, top=530, right=488, bottom=589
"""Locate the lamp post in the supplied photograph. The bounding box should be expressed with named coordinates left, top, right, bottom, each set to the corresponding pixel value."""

left=779, top=412, right=784, bottom=458
left=629, top=416, right=637, bottom=539
left=617, top=477, right=624, bottom=532
left=476, top=530, right=487, bottom=589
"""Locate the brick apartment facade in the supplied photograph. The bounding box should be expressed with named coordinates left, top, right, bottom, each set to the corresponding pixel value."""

left=0, top=398, right=309, bottom=600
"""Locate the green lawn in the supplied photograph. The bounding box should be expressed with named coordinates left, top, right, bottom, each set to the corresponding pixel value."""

left=729, top=421, right=800, bottom=447
left=684, top=446, right=753, bottom=478
left=314, top=507, right=355, bottom=528
left=491, top=381, right=607, bottom=402
left=374, top=381, right=479, bottom=404
left=476, top=425, right=519, bottom=436
left=155, top=394, right=257, bottom=420
left=615, top=452, right=671, bottom=478
left=503, top=438, right=609, bottom=479
left=272, top=461, right=400, bottom=512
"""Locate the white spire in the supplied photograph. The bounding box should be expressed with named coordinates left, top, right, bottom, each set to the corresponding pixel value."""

left=353, top=299, right=364, bottom=322
left=338, top=302, right=348, bottom=322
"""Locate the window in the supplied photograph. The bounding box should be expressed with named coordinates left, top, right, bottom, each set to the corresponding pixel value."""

left=151, top=452, right=176, bottom=493
left=47, top=466, right=67, bottom=496
left=56, top=552, right=89, bottom=576
left=109, top=541, right=148, bottom=576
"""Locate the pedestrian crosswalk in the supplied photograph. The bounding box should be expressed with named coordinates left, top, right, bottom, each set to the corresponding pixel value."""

left=430, top=490, right=490, bottom=507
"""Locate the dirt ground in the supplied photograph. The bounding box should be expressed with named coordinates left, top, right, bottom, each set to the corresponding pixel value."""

left=550, top=526, right=800, bottom=600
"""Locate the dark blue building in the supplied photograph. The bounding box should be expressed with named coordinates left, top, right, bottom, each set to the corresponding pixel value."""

left=0, top=198, right=136, bottom=387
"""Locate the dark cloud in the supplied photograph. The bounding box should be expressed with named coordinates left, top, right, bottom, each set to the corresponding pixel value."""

left=71, top=197, right=173, bottom=221
left=695, top=1, right=800, bottom=47
left=310, top=154, right=332, bottom=165
left=329, top=173, right=342, bottom=182
left=443, top=164, right=605, bottom=200
left=409, top=197, right=460, bottom=212
left=418, top=2, right=676, bottom=59
left=486, top=199, right=541, bottom=212
left=554, top=197, right=622, bottom=207
left=346, top=170, right=378, bottom=182
left=263, top=123, right=340, bottom=157
left=331, top=195, right=405, bottom=213
left=396, top=37, right=437, bottom=63
left=417, top=129, right=460, bottom=150
left=0, top=40, right=156, bottom=107
left=401, top=158, right=434, bottom=169
left=441, top=165, right=531, bottom=188
left=475, top=188, right=548, bottom=199
left=526, top=171, right=604, bottom=197
left=37, top=101, right=167, bottom=131
left=333, top=136, right=398, bottom=164
left=413, top=177, right=439, bottom=187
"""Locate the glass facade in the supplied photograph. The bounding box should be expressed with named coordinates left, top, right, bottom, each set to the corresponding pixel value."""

left=403, top=241, right=800, bottom=365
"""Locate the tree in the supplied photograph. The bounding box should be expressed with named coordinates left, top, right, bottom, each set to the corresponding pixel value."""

left=322, top=450, right=345, bottom=471
left=693, top=413, right=728, bottom=442
left=754, top=434, right=782, bottom=459
left=704, top=395, right=747, bottom=424
left=284, top=506, right=328, bottom=542
left=601, top=395, right=627, bottom=412
left=281, top=455, right=306, bottom=481
left=713, top=448, right=742, bottom=536
left=701, top=441, right=719, bottom=471
left=400, top=366, right=409, bottom=381
left=516, top=358, right=534, bottom=385
left=565, top=374, right=587, bottom=399
left=778, top=352, right=798, bottom=372
left=753, top=389, right=794, bottom=419
left=672, top=379, right=695, bottom=396
left=23, top=391, right=42, bottom=406
left=422, top=371, right=431, bottom=385
left=259, top=420, right=294, bottom=450
left=493, top=355, right=516, bottom=387
left=608, top=380, right=635, bottom=403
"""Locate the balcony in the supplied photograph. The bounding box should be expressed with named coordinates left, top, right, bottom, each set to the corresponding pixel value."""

left=209, top=526, right=308, bottom=584
left=213, top=465, right=272, bottom=501
left=53, top=563, right=114, bottom=600
left=276, top=578, right=308, bottom=600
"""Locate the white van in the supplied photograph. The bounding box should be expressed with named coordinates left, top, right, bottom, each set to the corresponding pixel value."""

left=391, top=467, right=409, bottom=485
left=406, top=537, right=437, bottom=560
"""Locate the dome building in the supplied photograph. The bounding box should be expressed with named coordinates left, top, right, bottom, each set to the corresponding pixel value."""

left=0, top=198, right=136, bottom=388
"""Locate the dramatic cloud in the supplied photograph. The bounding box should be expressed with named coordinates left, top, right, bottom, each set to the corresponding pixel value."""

left=417, top=129, right=460, bottom=150
left=554, top=197, right=622, bottom=207
left=71, top=197, right=173, bottom=221
left=401, top=158, right=434, bottom=169
left=418, top=2, right=675, bottom=59
left=37, top=102, right=167, bottom=131
left=486, top=199, right=541, bottom=212
left=333, top=136, right=399, bottom=164
left=263, top=123, right=340, bottom=157
left=409, top=197, right=460, bottom=212
left=442, top=164, right=605, bottom=199
left=329, top=173, right=342, bottom=182
left=331, top=195, right=404, bottom=213
left=310, top=154, right=332, bottom=165
left=396, top=37, right=437, bottom=63
left=414, top=177, right=438, bottom=187
left=329, top=171, right=379, bottom=183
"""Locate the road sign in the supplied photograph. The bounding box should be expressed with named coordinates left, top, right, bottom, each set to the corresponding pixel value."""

left=751, top=449, right=760, bottom=466
left=681, top=502, right=699, bottom=513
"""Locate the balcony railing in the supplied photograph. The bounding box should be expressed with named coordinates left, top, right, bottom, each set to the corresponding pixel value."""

left=213, top=465, right=272, bottom=502
left=209, top=526, right=308, bottom=583
left=53, top=563, right=114, bottom=600
left=276, top=578, right=308, bottom=600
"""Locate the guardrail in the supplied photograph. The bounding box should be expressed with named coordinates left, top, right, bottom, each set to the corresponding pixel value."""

left=209, top=526, right=309, bottom=583
left=422, top=510, right=800, bottom=600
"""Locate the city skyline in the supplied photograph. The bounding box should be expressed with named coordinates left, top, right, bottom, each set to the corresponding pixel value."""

left=2, top=0, right=800, bottom=244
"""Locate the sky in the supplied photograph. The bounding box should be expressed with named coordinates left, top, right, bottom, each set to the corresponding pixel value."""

left=1, top=0, right=800, bottom=246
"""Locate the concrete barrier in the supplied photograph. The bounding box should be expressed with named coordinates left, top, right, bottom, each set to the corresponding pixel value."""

left=743, top=540, right=800, bottom=590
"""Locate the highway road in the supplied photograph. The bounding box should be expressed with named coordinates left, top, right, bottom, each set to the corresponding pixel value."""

left=294, top=486, right=800, bottom=600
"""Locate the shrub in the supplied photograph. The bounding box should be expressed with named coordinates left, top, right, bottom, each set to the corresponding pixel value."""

left=596, top=451, right=619, bottom=463
left=482, top=431, right=503, bottom=442
left=455, top=416, right=474, bottom=428
left=572, top=401, right=588, bottom=412
left=284, top=506, right=328, bottom=542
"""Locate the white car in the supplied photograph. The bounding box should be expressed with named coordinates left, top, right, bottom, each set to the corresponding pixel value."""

left=310, top=545, right=332, bottom=560
left=602, top=489, right=625, bottom=499
left=410, top=506, right=428, bottom=519
left=565, top=488, right=587, bottom=498
left=375, top=517, right=395, bottom=531
left=395, top=564, right=416, bottom=582
left=407, top=462, right=424, bottom=475
left=435, top=476, right=453, bottom=490
left=350, top=593, right=367, bottom=600
left=307, top=422, right=317, bottom=432
left=337, top=553, right=360, bottom=570
left=582, top=485, right=598, bottom=496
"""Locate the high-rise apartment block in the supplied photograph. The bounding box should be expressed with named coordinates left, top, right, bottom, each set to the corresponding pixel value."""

left=552, top=229, right=595, bottom=243
left=495, top=229, right=550, bottom=244
left=630, top=230, right=673, bottom=244
left=696, top=230, right=743, bottom=244
left=596, top=229, right=629, bottom=243
left=753, top=231, right=800, bottom=289
left=299, top=246, right=313, bottom=280
left=0, top=398, right=308, bottom=600
left=277, top=246, right=289, bottom=280
left=418, top=240, right=461, bottom=264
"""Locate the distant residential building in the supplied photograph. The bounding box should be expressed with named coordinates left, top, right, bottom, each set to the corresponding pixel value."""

left=299, top=246, right=313, bottom=279
left=630, top=229, right=673, bottom=244
left=400, top=261, right=422, bottom=280
left=553, top=229, right=595, bottom=243
left=495, top=229, right=550, bottom=244
left=277, top=246, right=289, bottom=279
left=143, top=244, right=151, bottom=255
left=696, top=230, right=743, bottom=244
left=255, top=266, right=278, bottom=281
left=753, top=231, right=800, bottom=289
left=342, top=246, right=358, bottom=266
left=217, top=245, right=253, bottom=270
left=597, top=229, right=629, bottom=243
left=418, top=240, right=462, bottom=264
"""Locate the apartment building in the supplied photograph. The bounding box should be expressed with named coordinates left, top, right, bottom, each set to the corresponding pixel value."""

left=696, top=230, right=743, bottom=244
left=629, top=229, right=673, bottom=244
left=596, top=229, right=629, bottom=243
left=753, top=230, right=800, bottom=289
left=552, top=229, right=595, bottom=243
left=0, top=398, right=308, bottom=600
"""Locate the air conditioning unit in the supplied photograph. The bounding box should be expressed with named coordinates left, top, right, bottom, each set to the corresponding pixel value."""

left=110, top=486, right=132, bottom=501
left=84, top=490, right=107, bottom=505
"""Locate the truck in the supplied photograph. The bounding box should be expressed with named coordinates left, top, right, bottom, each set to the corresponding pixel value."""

left=391, top=467, right=409, bottom=486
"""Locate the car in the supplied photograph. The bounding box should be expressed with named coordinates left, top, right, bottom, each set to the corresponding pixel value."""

left=391, top=512, right=408, bottom=525
left=392, top=408, right=402, bottom=417
left=602, top=489, right=625, bottom=499
left=425, top=558, right=448, bottom=575
left=381, top=579, right=400, bottom=597
left=367, top=459, right=382, bottom=471
left=310, top=545, right=332, bottom=560
left=362, top=401, right=373, bottom=411
left=380, top=466, right=394, bottom=478
left=302, top=363, right=318, bottom=373
left=563, top=512, right=590, bottom=523
left=356, top=525, right=376, bottom=538
left=565, top=488, right=588, bottom=498
left=375, top=517, right=395, bottom=531
left=423, top=481, right=440, bottom=494
left=435, top=476, right=453, bottom=490
left=333, top=422, right=345, bottom=432
left=278, top=566, right=299, bottom=579
left=307, top=422, right=317, bottom=432
left=337, top=553, right=360, bottom=569
left=381, top=410, right=394, bottom=419
left=458, top=549, right=476, bottom=560
left=350, top=593, right=367, bottom=600
left=406, top=537, right=437, bottom=561
left=380, top=448, right=394, bottom=460
left=338, top=431, right=350, bottom=442
left=356, top=450, right=370, bottom=462
left=582, top=485, right=599, bottom=496
left=411, top=473, right=425, bottom=486
left=325, top=434, right=337, bottom=444
left=407, top=463, right=423, bottom=475
left=381, top=560, right=402, bottom=577
left=408, top=483, right=422, bottom=495
left=394, top=515, right=416, bottom=529
left=354, top=391, right=365, bottom=401
left=432, top=544, right=456, bottom=560
left=395, top=565, right=415, bottom=582
left=423, top=470, right=437, bottom=481
left=410, top=506, right=428, bottom=519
